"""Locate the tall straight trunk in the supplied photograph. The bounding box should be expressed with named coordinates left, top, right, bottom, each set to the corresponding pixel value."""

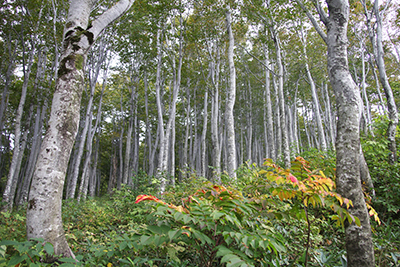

left=299, top=25, right=327, bottom=152
left=225, top=7, right=237, bottom=179
left=299, top=0, right=375, bottom=264
left=108, top=146, right=118, bottom=195
left=362, top=0, right=397, bottom=161
left=264, top=44, right=275, bottom=160
left=182, top=81, right=191, bottom=178
left=246, top=80, right=253, bottom=163
left=77, top=69, right=106, bottom=201
left=323, top=82, right=336, bottom=148
left=17, top=106, right=42, bottom=206
left=2, top=28, right=38, bottom=211
left=26, top=0, right=133, bottom=257
left=374, top=0, right=398, bottom=163
left=155, top=28, right=166, bottom=191
left=77, top=112, right=93, bottom=202
left=292, top=79, right=300, bottom=154
left=360, top=44, right=373, bottom=135
left=274, top=81, right=282, bottom=159
left=271, top=28, right=290, bottom=168
left=158, top=19, right=184, bottom=190
left=89, top=137, right=100, bottom=197
left=200, top=91, right=208, bottom=177
left=11, top=107, right=33, bottom=208
left=209, top=42, right=221, bottom=182
left=123, top=82, right=136, bottom=185
left=0, top=36, right=18, bottom=154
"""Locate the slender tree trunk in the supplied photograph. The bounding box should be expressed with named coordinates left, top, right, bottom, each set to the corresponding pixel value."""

left=374, top=0, right=398, bottom=163
left=272, top=27, right=290, bottom=168
left=299, top=25, right=327, bottom=152
left=225, top=7, right=237, bottom=179
left=2, top=32, right=37, bottom=211
left=200, top=90, right=208, bottom=177
left=264, top=44, right=275, bottom=160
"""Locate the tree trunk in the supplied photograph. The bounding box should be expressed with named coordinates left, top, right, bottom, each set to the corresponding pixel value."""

left=299, top=25, right=327, bottom=152
left=299, top=0, right=375, bottom=264
left=225, top=7, right=237, bottom=179
left=26, top=0, right=133, bottom=258
left=374, top=0, right=398, bottom=163
left=264, top=44, right=275, bottom=160
left=2, top=31, right=37, bottom=211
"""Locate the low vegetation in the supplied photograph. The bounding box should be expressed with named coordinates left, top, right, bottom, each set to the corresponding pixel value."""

left=1, top=118, right=399, bottom=266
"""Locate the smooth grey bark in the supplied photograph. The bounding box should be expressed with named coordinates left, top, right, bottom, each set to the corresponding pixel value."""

left=274, top=76, right=282, bottom=159
left=122, top=76, right=136, bottom=185
left=66, top=46, right=104, bottom=199
left=155, top=27, right=167, bottom=191
left=292, top=79, right=300, bottom=154
left=2, top=25, right=38, bottom=211
left=362, top=0, right=397, bottom=162
left=225, top=7, right=237, bottom=179
left=0, top=37, right=18, bottom=157
left=77, top=111, right=93, bottom=202
left=374, top=0, right=398, bottom=163
left=359, top=40, right=373, bottom=135
left=77, top=67, right=107, bottom=202
left=200, top=90, right=208, bottom=177
left=264, top=44, right=275, bottom=160
left=207, top=39, right=221, bottom=183
left=246, top=79, right=253, bottom=163
left=299, top=0, right=375, bottom=265
left=323, top=82, right=336, bottom=149
left=26, top=0, right=134, bottom=258
left=208, top=41, right=222, bottom=182
left=182, top=79, right=191, bottom=180
left=271, top=29, right=290, bottom=167
left=17, top=106, right=42, bottom=206
left=118, top=95, right=125, bottom=190
left=299, top=24, right=327, bottom=152
left=157, top=20, right=183, bottom=191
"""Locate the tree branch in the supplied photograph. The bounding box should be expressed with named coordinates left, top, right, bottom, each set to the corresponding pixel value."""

left=294, top=0, right=328, bottom=44
left=91, top=0, right=134, bottom=41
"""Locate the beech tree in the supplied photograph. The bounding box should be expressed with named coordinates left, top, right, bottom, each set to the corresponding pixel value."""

left=26, top=0, right=134, bottom=258
left=297, top=0, right=375, bottom=265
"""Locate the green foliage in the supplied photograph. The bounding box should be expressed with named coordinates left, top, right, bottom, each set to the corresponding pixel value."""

left=0, top=209, right=26, bottom=242
left=0, top=238, right=83, bottom=267
left=362, top=116, right=400, bottom=221
left=133, top=183, right=286, bottom=266
left=1, top=151, right=399, bottom=266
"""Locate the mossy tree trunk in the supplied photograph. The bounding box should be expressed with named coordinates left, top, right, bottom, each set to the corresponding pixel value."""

left=26, top=0, right=134, bottom=258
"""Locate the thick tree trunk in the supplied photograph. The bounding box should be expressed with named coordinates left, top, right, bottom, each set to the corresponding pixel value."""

left=300, top=0, right=375, bottom=265
left=26, top=0, right=133, bottom=258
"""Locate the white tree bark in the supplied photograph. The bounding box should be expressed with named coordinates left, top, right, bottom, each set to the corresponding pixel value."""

left=374, top=0, right=398, bottom=163
left=26, top=0, right=133, bottom=258
left=2, top=29, right=37, bottom=211
left=299, top=24, right=327, bottom=152
left=225, top=7, right=237, bottom=179
left=263, top=44, right=275, bottom=160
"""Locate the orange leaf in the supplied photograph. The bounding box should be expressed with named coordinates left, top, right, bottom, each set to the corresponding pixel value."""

left=135, top=194, right=166, bottom=205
